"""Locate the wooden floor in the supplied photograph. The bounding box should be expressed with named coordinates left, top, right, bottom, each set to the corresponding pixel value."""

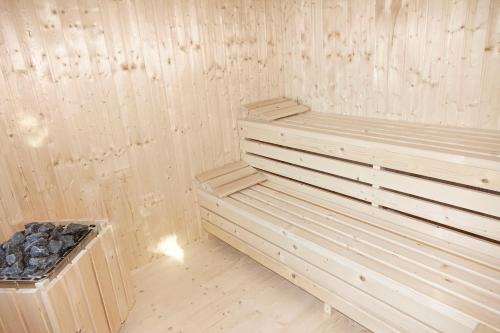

left=121, top=237, right=369, bottom=333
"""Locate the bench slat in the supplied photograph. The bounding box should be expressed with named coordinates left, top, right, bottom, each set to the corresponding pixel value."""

left=231, top=192, right=500, bottom=320
left=271, top=121, right=500, bottom=164
left=248, top=185, right=500, bottom=293
left=287, top=114, right=500, bottom=148
left=248, top=100, right=299, bottom=117
left=282, top=117, right=500, bottom=156
left=264, top=175, right=500, bottom=269
left=243, top=153, right=500, bottom=240
left=242, top=97, right=290, bottom=110
left=212, top=172, right=266, bottom=198
left=242, top=139, right=500, bottom=223
left=295, top=112, right=500, bottom=140
left=195, top=160, right=248, bottom=183
left=201, top=218, right=422, bottom=333
left=258, top=105, right=310, bottom=121
left=196, top=99, right=500, bottom=333
left=201, top=216, right=437, bottom=333
left=204, top=166, right=257, bottom=189
left=239, top=120, right=500, bottom=191
left=197, top=190, right=483, bottom=332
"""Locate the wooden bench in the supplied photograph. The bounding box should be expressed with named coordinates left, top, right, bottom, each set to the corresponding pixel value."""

left=195, top=98, right=500, bottom=333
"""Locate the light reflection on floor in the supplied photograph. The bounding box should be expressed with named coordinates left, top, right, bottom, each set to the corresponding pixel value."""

left=153, top=234, right=184, bottom=263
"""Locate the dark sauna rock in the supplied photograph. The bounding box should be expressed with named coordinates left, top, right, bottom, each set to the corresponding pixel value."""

left=0, top=222, right=91, bottom=279
left=6, top=253, right=19, bottom=266
left=50, top=225, right=65, bottom=240
left=5, top=254, right=14, bottom=266
left=24, top=222, right=40, bottom=235
left=23, top=254, right=31, bottom=266
left=45, top=254, right=59, bottom=268
left=0, top=248, right=5, bottom=261
left=5, top=244, right=23, bottom=259
left=24, top=232, right=49, bottom=245
left=11, top=231, right=26, bottom=244
left=48, top=240, right=63, bottom=254
left=24, top=238, right=48, bottom=253
left=63, top=223, right=88, bottom=236
left=30, top=245, right=49, bottom=257
left=2, top=231, right=25, bottom=252
left=2, top=261, right=24, bottom=276
left=21, top=266, right=38, bottom=277
left=61, top=235, right=75, bottom=250
left=28, top=256, right=47, bottom=269
left=38, top=222, right=55, bottom=234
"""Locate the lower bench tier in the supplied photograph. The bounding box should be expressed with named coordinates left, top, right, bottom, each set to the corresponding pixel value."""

left=196, top=182, right=500, bottom=333
left=202, top=219, right=400, bottom=333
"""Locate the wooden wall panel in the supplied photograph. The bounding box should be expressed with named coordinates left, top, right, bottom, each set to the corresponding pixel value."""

left=1, top=0, right=498, bottom=272
left=0, top=0, right=284, bottom=269
left=282, top=0, right=500, bottom=130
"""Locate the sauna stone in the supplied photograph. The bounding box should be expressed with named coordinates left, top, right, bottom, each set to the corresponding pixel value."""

left=0, top=222, right=90, bottom=278
left=48, top=239, right=63, bottom=254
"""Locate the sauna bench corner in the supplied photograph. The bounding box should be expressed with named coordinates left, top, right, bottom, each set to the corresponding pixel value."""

left=195, top=97, right=500, bottom=333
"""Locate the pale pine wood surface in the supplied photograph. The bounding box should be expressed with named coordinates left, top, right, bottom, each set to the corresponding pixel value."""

left=0, top=0, right=284, bottom=271
left=1, top=0, right=498, bottom=277
left=282, top=0, right=500, bottom=130
left=121, top=238, right=369, bottom=333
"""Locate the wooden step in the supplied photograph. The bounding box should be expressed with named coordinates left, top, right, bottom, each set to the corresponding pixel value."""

left=241, top=97, right=310, bottom=121
left=195, top=161, right=266, bottom=198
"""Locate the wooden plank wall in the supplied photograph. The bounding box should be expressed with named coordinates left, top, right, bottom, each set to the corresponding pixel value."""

left=282, top=0, right=500, bottom=129
left=0, top=0, right=284, bottom=270
left=0, top=0, right=498, bottom=272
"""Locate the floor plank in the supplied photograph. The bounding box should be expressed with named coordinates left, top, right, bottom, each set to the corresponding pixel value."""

left=121, top=238, right=370, bottom=333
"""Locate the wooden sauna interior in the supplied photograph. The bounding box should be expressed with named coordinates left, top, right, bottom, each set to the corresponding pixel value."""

left=0, top=1, right=499, bottom=332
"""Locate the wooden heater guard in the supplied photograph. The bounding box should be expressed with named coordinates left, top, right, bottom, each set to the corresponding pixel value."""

left=0, top=220, right=135, bottom=333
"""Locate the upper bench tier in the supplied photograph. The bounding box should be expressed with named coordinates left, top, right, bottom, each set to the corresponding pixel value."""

left=239, top=98, right=500, bottom=241
left=240, top=97, right=500, bottom=192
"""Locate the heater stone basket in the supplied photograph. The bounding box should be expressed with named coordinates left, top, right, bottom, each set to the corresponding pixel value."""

left=0, top=219, right=135, bottom=333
